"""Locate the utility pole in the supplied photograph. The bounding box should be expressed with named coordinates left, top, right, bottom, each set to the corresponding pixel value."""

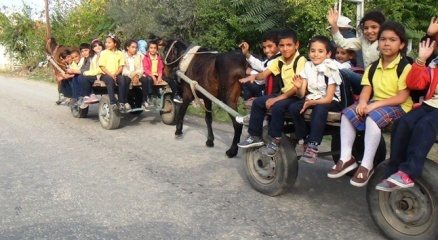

left=44, top=0, right=51, bottom=39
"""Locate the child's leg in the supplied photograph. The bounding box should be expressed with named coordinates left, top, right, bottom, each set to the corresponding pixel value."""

left=101, top=74, right=117, bottom=104
left=139, top=76, right=152, bottom=102
left=360, top=117, right=382, bottom=170
left=400, top=107, right=438, bottom=178
left=339, top=103, right=365, bottom=162
left=116, top=75, right=131, bottom=104
left=72, top=75, right=80, bottom=100
left=339, top=68, right=362, bottom=95
left=79, top=75, right=95, bottom=97
left=248, top=95, right=272, bottom=137
left=268, top=97, right=300, bottom=139
left=308, top=101, right=342, bottom=145
left=287, top=99, right=306, bottom=140
left=162, top=76, right=180, bottom=97
left=386, top=106, right=429, bottom=178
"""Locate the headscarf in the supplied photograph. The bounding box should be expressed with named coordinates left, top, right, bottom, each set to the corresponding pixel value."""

left=138, top=40, right=147, bottom=55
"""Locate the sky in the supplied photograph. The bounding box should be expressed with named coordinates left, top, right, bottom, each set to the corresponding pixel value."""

left=0, top=0, right=45, bottom=12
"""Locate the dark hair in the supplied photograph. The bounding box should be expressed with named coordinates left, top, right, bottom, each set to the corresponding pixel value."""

left=79, top=43, right=91, bottom=51
left=378, top=21, right=408, bottom=54
left=359, top=10, right=386, bottom=30
left=124, top=39, right=138, bottom=51
left=60, top=49, right=71, bottom=60
left=308, top=35, right=331, bottom=52
left=261, top=30, right=279, bottom=45
left=106, top=34, right=121, bottom=49
left=148, top=40, right=158, bottom=48
left=277, top=29, right=298, bottom=43
left=70, top=48, right=80, bottom=55
left=91, top=40, right=104, bottom=49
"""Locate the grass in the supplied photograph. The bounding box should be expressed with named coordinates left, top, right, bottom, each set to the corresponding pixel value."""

left=186, top=97, right=249, bottom=123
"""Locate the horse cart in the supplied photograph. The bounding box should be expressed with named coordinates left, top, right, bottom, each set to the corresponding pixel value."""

left=70, top=80, right=178, bottom=129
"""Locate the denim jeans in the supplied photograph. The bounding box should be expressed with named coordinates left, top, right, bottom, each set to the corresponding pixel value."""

left=288, top=100, right=342, bottom=144
left=139, top=76, right=153, bottom=101
left=60, top=78, right=73, bottom=98
left=248, top=95, right=300, bottom=138
left=101, top=74, right=124, bottom=104
left=72, top=75, right=81, bottom=100
left=340, top=68, right=362, bottom=95
left=386, top=104, right=438, bottom=178
left=79, top=75, right=96, bottom=97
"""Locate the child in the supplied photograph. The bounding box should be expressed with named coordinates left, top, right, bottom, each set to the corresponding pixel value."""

left=239, top=30, right=281, bottom=100
left=99, top=34, right=127, bottom=111
left=123, top=39, right=153, bottom=110
left=56, top=49, right=75, bottom=100
left=143, top=40, right=182, bottom=103
left=327, top=21, right=413, bottom=187
left=79, top=40, right=103, bottom=107
left=327, top=8, right=386, bottom=94
left=376, top=17, right=438, bottom=192
left=237, top=29, right=306, bottom=157
left=65, top=48, right=82, bottom=105
left=334, top=46, right=355, bottom=69
left=288, top=36, right=343, bottom=164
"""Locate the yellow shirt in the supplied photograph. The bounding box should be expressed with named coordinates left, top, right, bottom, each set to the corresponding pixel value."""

left=70, top=61, right=80, bottom=71
left=268, top=52, right=306, bottom=93
left=150, top=54, right=158, bottom=76
left=98, top=49, right=125, bottom=75
left=84, top=54, right=102, bottom=76
left=361, top=54, right=413, bottom=112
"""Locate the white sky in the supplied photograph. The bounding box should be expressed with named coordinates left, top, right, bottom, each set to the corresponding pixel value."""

left=0, top=0, right=44, bottom=12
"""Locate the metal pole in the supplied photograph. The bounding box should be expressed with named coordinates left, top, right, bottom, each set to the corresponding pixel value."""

left=176, top=70, right=242, bottom=118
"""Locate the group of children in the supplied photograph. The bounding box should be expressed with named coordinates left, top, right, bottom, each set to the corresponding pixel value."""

left=55, top=35, right=182, bottom=113
left=237, top=8, right=438, bottom=191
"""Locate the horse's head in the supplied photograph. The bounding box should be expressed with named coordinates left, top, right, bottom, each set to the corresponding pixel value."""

left=45, top=37, right=58, bottom=55
left=163, top=40, right=188, bottom=68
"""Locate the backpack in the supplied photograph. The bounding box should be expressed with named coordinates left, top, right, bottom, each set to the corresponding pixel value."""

left=323, top=75, right=353, bottom=109
left=267, top=55, right=306, bottom=95
left=367, top=56, right=426, bottom=103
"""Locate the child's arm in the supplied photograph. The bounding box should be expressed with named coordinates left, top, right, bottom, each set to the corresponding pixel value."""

left=100, top=66, right=115, bottom=79
left=293, top=75, right=307, bottom=98
left=407, top=39, right=436, bottom=90
left=327, top=8, right=361, bottom=51
left=265, top=86, right=298, bottom=109
left=300, top=84, right=336, bottom=114
left=365, top=89, right=410, bottom=114
left=239, top=68, right=272, bottom=83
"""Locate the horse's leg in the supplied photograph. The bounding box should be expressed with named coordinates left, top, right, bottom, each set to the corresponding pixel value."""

left=204, top=98, right=214, bottom=147
left=175, top=99, right=190, bottom=137
left=225, top=83, right=243, bottom=158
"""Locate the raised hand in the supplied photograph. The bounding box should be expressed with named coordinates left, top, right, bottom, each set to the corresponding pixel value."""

left=418, top=38, right=436, bottom=63
left=427, top=17, right=438, bottom=37
left=327, top=8, right=339, bottom=28
left=239, top=41, right=250, bottom=58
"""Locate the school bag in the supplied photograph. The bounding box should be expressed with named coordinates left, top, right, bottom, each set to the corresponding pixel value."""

left=323, top=74, right=354, bottom=109
left=266, top=55, right=306, bottom=95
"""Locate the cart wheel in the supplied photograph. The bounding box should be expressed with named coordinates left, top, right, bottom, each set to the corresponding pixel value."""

left=367, top=160, right=438, bottom=240
left=98, top=95, right=120, bottom=130
left=244, top=126, right=298, bottom=196
left=71, top=104, right=88, bottom=118
left=160, top=94, right=178, bottom=125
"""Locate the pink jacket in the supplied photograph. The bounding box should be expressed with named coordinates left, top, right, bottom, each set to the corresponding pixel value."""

left=406, top=62, right=438, bottom=101
left=143, top=52, right=164, bottom=77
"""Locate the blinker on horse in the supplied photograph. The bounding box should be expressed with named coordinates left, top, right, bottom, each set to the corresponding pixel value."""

left=163, top=40, right=248, bottom=158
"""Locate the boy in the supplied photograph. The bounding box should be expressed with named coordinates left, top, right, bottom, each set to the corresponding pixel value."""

left=238, top=29, right=306, bottom=156
left=66, top=49, right=83, bottom=106
left=56, top=49, right=75, bottom=102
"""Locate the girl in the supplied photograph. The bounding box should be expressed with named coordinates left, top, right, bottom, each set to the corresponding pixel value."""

left=288, top=35, right=343, bottom=164
left=99, top=34, right=127, bottom=111
left=122, top=39, right=153, bottom=110
left=334, top=46, right=355, bottom=69
left=376, top=18, right=438, bottom=191
left=327, top=8, right=386, bottom=94
left=78, top=40, right=104, bottom=107
left=327, top=21, right=413, bottom=187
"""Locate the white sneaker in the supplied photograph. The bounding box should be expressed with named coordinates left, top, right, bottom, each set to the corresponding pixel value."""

left=124, top=103, right=131, bottom=111
left=236, top=114, right=250, bottom=126
left=143, top=101, right=151, bottom=112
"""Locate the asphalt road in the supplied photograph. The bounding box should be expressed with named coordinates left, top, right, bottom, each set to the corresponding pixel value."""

left=0, top=76, right=386, bottom=240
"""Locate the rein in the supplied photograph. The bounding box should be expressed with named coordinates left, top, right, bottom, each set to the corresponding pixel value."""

left=163, top=40, right=218, bottom=66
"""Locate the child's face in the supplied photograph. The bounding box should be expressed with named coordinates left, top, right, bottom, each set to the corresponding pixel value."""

left=63, top=55, right=72, bottom=65
left=105, top=37, right=116, bottom=50
left=148, top=44, right=158, bottom=55
left=70, top=52, right=80, bottom=64
left=278, top=38, right=298, bottom=60
left=335, top=47, right=353, bottom=63
left=127, top=42, right=138, bottom=55
left=81, top=48, right=90, bottom=58
left=378, top=30, right=405, bottom=59
left=309, top=41, right=331, bottom=65
left=363, top=20, right=380, bottom=42
left=262, top=40, right=278, bottom=59
left=93, top=44, right=103, bottom=54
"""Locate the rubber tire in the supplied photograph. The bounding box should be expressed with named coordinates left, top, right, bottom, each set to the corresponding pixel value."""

left=128, top=87, right=143, bottom=115
left=160, top=94, right=178, bottom=125
left=244, top=126, right=298, bottom=196
left=367, top=160, right=438, bottom=240
left=71, top=104, right=88, bottom=118
left=98, top=95, right=121, bottom=130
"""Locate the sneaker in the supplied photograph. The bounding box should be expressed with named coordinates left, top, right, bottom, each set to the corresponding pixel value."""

left=111, top=104, right=118, bottom=111
left=301, top=145, right=318, bottom=164
left=124, top=103, right=131, bottom=111
left=237, top=135, right=264, bottom=148
left=387, top=171, right=415, bottom=188
left=327, top=157, right=358, bottom=179
left=376, top=179, right=401, bottom=192
left=350, top=166, right=374, bottom=187
left=88, top=94, right=99, bottom=103
left=118, top=103, right=126, bottom=112
left=260, top=137, right=281, bottom=157
left=173, top=95, right=183, bottom=103
left=143, top=101, right=151, bottom=112
left=236, top=114, right=250, bottom=126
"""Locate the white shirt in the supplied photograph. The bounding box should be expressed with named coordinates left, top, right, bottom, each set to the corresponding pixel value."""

left=332, top=31, right=379, bottom=67
left=300, top=60, right=342, bottom=101
left=246, top=53, right=278, bottom=85
left=334, top=60, right=352, bottom=69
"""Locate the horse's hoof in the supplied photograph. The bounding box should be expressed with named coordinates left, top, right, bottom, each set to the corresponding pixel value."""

left=175, top=134, right=183, bottom=139
left=226, top=147, right=238, bottom=158
left=205, top=139, right=214, bottom=147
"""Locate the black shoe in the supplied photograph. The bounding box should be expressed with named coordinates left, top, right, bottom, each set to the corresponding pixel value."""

left=173, top=95, right=183, bottom=103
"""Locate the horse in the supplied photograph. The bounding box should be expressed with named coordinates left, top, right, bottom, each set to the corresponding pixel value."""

left=45, top=37, right=71, bottom=104
left=163, top=40, right=247, bottom=158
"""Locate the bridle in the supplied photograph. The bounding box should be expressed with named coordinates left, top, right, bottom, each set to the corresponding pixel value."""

left=163, top=40, right=184, bottom=66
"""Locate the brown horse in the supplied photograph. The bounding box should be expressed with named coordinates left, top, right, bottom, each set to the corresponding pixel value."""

left=163, top=40, right=247, bottom=158
left=45, top=37, right=71, bottom=103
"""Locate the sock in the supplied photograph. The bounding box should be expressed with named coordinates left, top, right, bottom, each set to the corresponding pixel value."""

left=340, top=115, right=356, bottom=162
left=361, top=117, right=382, bottom=170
